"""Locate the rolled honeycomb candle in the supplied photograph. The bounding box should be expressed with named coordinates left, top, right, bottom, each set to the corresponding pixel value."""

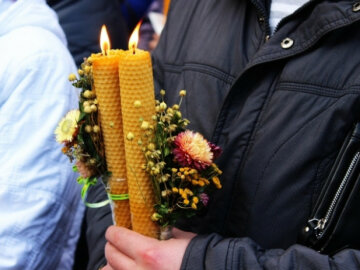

left=92, top=52, right=131, bottom=229
left=119, top=48, right=158, bottom=238
left=163, top=0, right=171, bottom=16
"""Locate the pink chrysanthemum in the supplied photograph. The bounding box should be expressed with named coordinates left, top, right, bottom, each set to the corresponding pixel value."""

left=173, top=130, right=213, bottom=170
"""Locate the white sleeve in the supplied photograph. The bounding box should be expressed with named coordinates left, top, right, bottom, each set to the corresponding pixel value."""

left=0, top=38, right=84, bottom=270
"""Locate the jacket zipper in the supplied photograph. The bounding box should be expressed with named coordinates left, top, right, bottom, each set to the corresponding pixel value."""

left=249, top=0, right=271, bottom=40
left=308, top=151, right=360, bottom=238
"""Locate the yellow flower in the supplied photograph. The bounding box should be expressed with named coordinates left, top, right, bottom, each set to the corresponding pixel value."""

left=93, top=125, right=100, bottom=133
left=77, top=69, right=84, bottom=76
left=159, top=102, right=167, bottom=111
left=141, top=121, right=150, bottom=130
left=212, top=176, right=222, bottom=189
left=134, top=100, right=142, bottom=108
left=193, top=197, right=199, bottom=204
left=179, top=90, right=186, bottom=97
left=126, top=132, right=135, bottom=141
left=68, top=73, right=77, bottom=81
left=55, top=110, right=80, bottom=143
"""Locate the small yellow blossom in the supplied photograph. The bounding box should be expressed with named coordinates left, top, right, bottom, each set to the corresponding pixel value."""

left=193, top=197, right=199, bottom=204
left=68, top=73, right=77, bottom=81
left=83, top=90, right=93, bottom=98
left=126, top=132, right=134, bottom=141
left=93, top=125, right=100, bottom=133
left=90, top=104, right=97, bottom=112
left=172, top=187, right=179, bottom=193
left=179, top=90, right=186, bottom=97
left=191, top=203, right=197, bottom=209
left=78, top=69, right=84, bottom=76
left=147, top=143, right=155, bottom=151
left=84, top=65, right=91, bottom=74
left=85, top=125, right=92, bottom=133
left=160, top=89, right=166, bottom=96
left=134, top=100, right=142, bottom=108
left=83, top=106, right=92, bottom=113
left=141, top=121, right=149, bottom=130
left=89, top=159, right=96, bottom=164
left=151, top=213, right=162, bottom=221
left=183, top=199, right=190, bottom=205
left=159, top=102, right=167, bottom=111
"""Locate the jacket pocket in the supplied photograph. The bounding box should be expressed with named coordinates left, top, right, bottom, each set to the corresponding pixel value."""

left=298, top=122, right=360, bottom=254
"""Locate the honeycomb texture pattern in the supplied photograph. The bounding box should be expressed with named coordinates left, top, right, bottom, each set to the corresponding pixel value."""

left=119, top=49, right=158, bottom=238
left=92, top=55, right=131, bottom=229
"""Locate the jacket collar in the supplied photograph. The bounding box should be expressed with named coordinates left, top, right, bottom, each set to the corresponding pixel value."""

left=248, top=0, right=360, bottom=67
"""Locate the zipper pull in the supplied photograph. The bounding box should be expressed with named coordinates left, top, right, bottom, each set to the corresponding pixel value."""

left=314, top=218, right=327, bottom=231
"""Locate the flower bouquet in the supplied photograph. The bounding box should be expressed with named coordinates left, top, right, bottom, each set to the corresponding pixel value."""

left=55, top=57, right=222, bottom=238
left=138, top=90, right=223, bottom=231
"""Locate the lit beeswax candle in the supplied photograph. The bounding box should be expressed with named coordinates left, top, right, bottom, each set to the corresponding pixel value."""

left=119, top=22, right=158, bottom=238
left=92, top=25, right=131, bottom=229
left=163, top=0, right=171, bottom=16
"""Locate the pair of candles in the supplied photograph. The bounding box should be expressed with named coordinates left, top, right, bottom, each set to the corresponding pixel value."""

left=92, top=24, right=158, bottom=238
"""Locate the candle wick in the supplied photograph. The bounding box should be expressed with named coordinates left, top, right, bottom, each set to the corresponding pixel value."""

left=132, top=44, right=136, bottom=55
left=103, top=42, right=109, bottom=56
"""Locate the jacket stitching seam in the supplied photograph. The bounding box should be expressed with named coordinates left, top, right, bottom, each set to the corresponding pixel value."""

left=277, top=88, right=360, bottom=98
left=163, top=63, right=235, bottom=84
left=254, top=96, right=346, bottom=211
left=221, top=76, right=276, bottom=233
left=280, top=81, right=360, bottom=92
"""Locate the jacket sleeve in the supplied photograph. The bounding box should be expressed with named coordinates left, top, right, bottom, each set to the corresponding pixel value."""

left=180, top=234, right=360, bottom=269
left=0, top=34, right=84, bottom=269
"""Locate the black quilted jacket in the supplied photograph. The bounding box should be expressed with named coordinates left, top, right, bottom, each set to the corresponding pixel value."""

left=152, top=0, right=360, bottom=268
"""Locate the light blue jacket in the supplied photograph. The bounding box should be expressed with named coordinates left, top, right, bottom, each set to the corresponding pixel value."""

left=0, top=0, right=84, bottom=269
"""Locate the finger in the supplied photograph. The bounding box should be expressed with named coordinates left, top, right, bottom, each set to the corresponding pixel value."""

left=105, top=226, right=156, bottom=259
left=172, top=227, right=197, bottom=240
left=101, top=264, right=114, bottom=270
left=105, top=242, right=136, bottom=270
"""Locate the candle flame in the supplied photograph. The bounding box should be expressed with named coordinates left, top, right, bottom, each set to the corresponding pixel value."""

left=100, top=25, right=111, bottom=55
left=129, top=21, right=142, bottom=54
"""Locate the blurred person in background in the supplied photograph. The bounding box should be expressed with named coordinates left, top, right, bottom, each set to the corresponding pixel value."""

left=120, top=0, right=154, bottom=32
left=138, top=0, right=163, bottom=52
left=0, top=0, right=84, bottom=269
left=47, top=0, right=129, bottom=67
